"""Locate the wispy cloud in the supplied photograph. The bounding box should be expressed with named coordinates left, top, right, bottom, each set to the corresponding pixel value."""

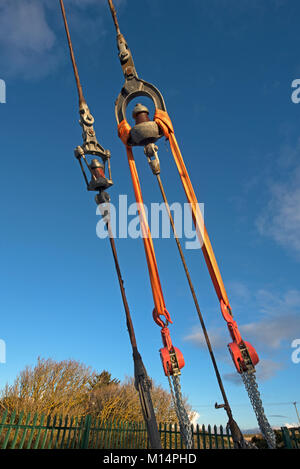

left=184, top=287, right=300, bottom=351
left=0, top=0, right=126, bottom=80
left=241, top=314, right=300, bottom=350
left=256, top=139, right=300, bottom=256
left=228, top=281, right=251, bottom=301
left=240, top=288, right=300, bottom=350
left=224, top=359, right=284, bottom=384
left=183, top=325, right=227, bottom=351
left=184, top=285, right=299, bottom=384
left=0, top=0, right=57, bottom=79
left=256, top=288, right=300, bottom=316
left=284, top=422, right=299, bottom=428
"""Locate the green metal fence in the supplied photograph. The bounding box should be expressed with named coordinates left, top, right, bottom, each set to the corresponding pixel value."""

left=0, top=410, right=299, bottom=449
left=281, top=426, right=300, bottom=449
left=0, top=410, right=234, bottom=449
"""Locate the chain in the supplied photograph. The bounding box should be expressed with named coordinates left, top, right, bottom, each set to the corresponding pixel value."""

left=166, top=375, right=180, bottom=420
left=241, top=371, right=276, bottom=449
left=166, top=374, right=193, bottom=449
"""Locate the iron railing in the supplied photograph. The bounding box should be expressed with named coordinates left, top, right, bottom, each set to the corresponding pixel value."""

left=0, top=410, right=298, bottom=449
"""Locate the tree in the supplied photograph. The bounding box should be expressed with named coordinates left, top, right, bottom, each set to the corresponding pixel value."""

left=89, top=371, right=120, bottom=390
left=0, top=357, right=94, bottom=417
left=0, top=358, right=196, bottom=426
left=87, top=376, right=194, bottom=424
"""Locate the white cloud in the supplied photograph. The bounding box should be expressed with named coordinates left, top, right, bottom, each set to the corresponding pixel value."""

left=184, top=288, right=300, bottom=352
left=183, top=286, right=300, bottom=383
left=241, top=314, right=300, bottom=350
left=256, top=288, right=300, bottom=316
left=227, top=281, right=251, bottom=303
left=256, top=140, right=300, bottom=255
left=0, top=0, right=126, bottom=79
left=189, top=411, right=200, bottom=426
left=183, top=325, right=227, bottom=351
left=284, top=422, right=299, bottom=428
left=223, top=372, right=243, bottom=386
left=255, top=359, right=284, bottom=381
left=243, top=289, right=300, bottom=350
left=0, top=1, right=55, bottom=53
left=257, top=182, right=300, bottom=254
left=224, top=359, right=284, bottom=384
left=0, top=0, right=58, bottom=79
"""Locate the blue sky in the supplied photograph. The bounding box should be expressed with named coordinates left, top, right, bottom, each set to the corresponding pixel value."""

left=0, top=0, right=300, bottom=430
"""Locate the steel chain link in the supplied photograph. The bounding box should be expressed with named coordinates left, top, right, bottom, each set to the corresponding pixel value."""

left=172, top=375, right=194, bottom=449
left=166, top=374, right=194, bottom=449
left=166, top=374, right=181, bottom=425
left=241, top=371, right=276, bottom=449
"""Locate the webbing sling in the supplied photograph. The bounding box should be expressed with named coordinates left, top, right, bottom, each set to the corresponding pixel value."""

left=119, top=122, right=193, bottom=449
left=154, top=110, right=230, bottom=307
left=119, top=122, right=168, bottom=320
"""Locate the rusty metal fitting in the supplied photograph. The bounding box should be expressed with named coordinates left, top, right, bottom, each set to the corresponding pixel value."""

left=118, top=34, right=130, bottom=62
left=132, top=103, right=150, bottom=123
left=95, top=190, right=111, bottom=206
left=74, top=145, right=84, bottom=159
left=79, top=101, right=95, bottom=126
left=90, top=159, right=104, bottom=169
left=128, top=103, right=161, bottom=146
left=90, top=158, right=105, bottom=179
left=144, top=143, right=160, bottom=175
left=88, top=158, right=113, bottom=192
left=130, top=121, right=161, bottom=146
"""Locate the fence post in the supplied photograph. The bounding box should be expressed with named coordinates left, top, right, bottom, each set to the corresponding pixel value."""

left=281, top=427, right=293, bottom=449
left=81, top=415, right=92, bottom=449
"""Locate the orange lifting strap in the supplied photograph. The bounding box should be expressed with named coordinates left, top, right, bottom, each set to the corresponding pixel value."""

left=118, top=120, right=172, bottom=326
left=120, top=112, right=259, bottom=375
left=154, top=109, right=230, bottom=310
left=119, top=113, right=230, bottom=312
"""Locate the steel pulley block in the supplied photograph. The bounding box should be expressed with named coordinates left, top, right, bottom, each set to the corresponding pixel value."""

left=130, top=121, right=161, bottom=146
left=129, top=103, right=162, bottom=146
